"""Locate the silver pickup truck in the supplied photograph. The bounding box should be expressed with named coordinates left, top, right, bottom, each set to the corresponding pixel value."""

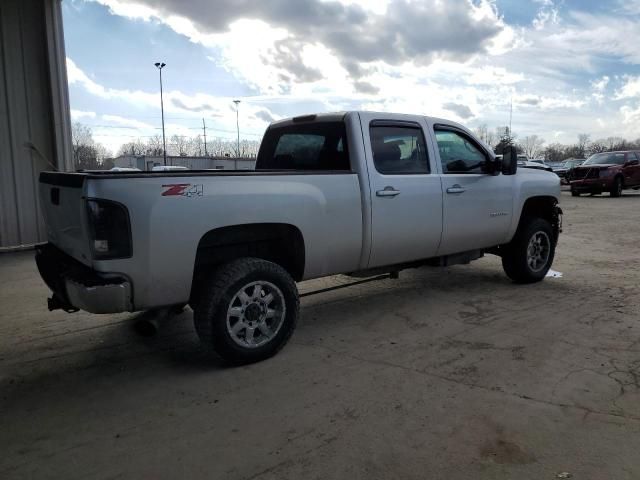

left=37, top=111, right=561, bottom=363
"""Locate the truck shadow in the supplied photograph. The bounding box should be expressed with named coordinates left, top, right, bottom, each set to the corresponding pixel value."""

left=1, top=262, right=567, bottom=396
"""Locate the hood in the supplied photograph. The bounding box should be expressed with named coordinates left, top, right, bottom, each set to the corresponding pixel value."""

left=575, top=164, right=616, bottom=169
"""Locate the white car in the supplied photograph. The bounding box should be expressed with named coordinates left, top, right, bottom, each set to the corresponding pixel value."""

left=519, top=160, right=554, bottom=172
left=151, top=165, right=189, bottom=171
left=110, top=167, right=141, bottom=172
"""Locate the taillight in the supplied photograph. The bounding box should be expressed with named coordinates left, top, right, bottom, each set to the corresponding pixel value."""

left=86, top=199, right=132, bottom=259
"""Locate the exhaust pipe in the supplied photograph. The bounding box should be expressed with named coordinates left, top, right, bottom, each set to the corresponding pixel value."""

left=133, top=308, right=172, bottom=337
left=47, top=294, right=79, bottom=313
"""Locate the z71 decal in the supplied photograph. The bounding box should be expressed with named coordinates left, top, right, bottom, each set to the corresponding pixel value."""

left=162, top=184, right=203, bottom=197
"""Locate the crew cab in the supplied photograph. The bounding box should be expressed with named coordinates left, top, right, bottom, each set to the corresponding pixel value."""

left=37, top=112, right=562, bottom=363
left=570, top=151, right=640, bottom=197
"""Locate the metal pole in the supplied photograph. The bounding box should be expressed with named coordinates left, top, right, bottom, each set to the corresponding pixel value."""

left=155, top=62, right=167, bottom=166
left=233, top=99, right=241, bottom=167
left=509, top=96, right=513, bottom=143
left=202, top=118, right=207, bottom=157
left=160, top=67, right=167, bottom=165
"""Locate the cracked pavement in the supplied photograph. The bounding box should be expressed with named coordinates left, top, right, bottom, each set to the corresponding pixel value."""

left=1, top=191, right=640, bottom=479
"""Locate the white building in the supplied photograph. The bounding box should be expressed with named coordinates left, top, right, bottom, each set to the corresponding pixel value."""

left=113, top=155, right=256, bottom=171
left=0, top=0, right=72, bottom=250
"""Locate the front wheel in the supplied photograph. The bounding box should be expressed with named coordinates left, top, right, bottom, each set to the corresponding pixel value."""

left=193, top=258, right=299, bottom=364
left=571, top=188, right=580, bottom=197
left=610, top=177, right=623, bottom=197
left=502, top=218, right=556, bottom=284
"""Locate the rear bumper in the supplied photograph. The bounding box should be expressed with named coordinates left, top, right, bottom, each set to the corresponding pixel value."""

left=36, top=244, right=132, bottom=314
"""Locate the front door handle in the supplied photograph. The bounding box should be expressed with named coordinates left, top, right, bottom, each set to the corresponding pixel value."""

left=376, top=186, right=401, bottom=197
left=446, top=184, right=466, bottom=194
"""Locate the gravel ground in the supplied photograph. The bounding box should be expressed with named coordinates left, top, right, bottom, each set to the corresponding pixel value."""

left=1, top=190, right=640, bottom=479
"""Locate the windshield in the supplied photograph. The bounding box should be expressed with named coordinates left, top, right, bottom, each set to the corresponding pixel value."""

left=583, top=152, right=626, bottom=165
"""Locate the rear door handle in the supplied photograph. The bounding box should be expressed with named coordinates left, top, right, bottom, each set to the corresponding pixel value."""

left=446, top=184, right=466, bottom=194
left=376, top=187, right=401, bottom=197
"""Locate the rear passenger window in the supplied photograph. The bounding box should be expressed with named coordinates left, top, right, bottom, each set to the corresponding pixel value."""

left=370, top=125, right=429, bottom=174
left=256, top=122, right=349, bottom=171
left=435, top=129, right=488, bottom=174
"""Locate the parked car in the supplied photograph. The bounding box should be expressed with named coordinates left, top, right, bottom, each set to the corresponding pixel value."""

left=553, top=159, right=584, bottom=184
left=518, top=160, right=554, bottom=173
left=110, top=167, right=141, bottom=172
left=151, top=165, right=189, bottom=171
left=36, top=111, right=562, bottom=363
left=529, top=158, right=548, bottom=167
left=569, top=151, right=640, bottom=197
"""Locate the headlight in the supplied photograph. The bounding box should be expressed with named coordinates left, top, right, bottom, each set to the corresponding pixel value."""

left=86, top=199, right=132, bottom=259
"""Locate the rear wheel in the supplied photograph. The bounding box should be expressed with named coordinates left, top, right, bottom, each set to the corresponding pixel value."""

left=610, top=177, right=623, bottom=197
left=502, top=217, right=555, bottom=284
left=193, top=258, right=299, bottom=364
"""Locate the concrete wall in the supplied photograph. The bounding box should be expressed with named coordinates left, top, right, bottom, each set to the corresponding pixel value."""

left=0, top=0, right=71, bottom=250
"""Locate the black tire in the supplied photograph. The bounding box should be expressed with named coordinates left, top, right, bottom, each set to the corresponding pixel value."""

left=169, top=303, right=187, bottom=315
left=502, top=217, right=556, bottom=284
left=193, top=258, right=299, bottom=364
left=571, top=188, right=579, bottom=197
left=610, top=176, right=623, bottom=197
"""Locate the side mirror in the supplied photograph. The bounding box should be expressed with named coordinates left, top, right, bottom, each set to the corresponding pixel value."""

left=501, top=145, right=518, bottom=175
left=485, top=155, right=502, bottom=175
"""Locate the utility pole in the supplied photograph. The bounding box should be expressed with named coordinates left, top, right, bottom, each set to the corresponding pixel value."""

left=154, top=62, right=167, bottom=165
left=202, top=118, right=208, bottom=157
left=233, top=99, right=241, bottom=168
left=509, top=96, right=513, bottom=143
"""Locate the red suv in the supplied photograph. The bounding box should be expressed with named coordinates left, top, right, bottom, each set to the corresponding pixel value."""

left=570, top=151, right=640, bottom=197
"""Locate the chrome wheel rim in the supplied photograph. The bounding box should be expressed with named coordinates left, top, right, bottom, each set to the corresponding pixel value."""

left=526, top=231, right=551, bottom=272
left=226, top=281, right=286, bottom=349
left=616, top=180, right=622, bottom=195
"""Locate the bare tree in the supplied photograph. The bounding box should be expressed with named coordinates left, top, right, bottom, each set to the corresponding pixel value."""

left=589, top=140, right=608, bottom=155
left=118, top=139, right=146, bottom=156
left=71, top=122, right=101, bottom=170
left=169, top=135, right=190, bottom=156
left=190, top=135, right=204, bottom=156
left=577, top=133, right=591, bottom=158
left=543, top=143, right=566, bottom=162
left=520, top=135, right=545, bottom=159
left=605, top=136, right=625, bottom=151
left=473, top=124, right=497, bottom=148
left=146, top=135, right=164, bottom=156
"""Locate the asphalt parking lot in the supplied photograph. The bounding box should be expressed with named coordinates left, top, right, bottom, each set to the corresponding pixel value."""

left=1, top=190, right=640, bottom=479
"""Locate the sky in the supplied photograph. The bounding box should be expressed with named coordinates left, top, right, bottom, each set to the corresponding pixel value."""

left=63, top=0, right=640, bottom=155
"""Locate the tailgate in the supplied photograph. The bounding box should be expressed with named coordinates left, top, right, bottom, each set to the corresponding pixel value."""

left=39, top=172, right=92, bottom=265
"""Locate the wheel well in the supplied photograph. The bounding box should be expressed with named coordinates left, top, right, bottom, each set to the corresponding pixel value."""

left=191, top=223, right=305, bottom=303
left=519, top=196, right=561, bottom=240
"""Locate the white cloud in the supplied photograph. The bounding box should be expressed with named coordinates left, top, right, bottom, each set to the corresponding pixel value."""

left=532, top=0, right=560, bottom=30
left=70, top=109, right=96, bottom=120
left=101, top=114, right=155, bottom=130
left=93, top=0, right=155, bottom=21
left=73, top=0, right=640, bottom=148
left=621, top=103, right=640, bottom=125
left=615, top=76, right=640, bottom=100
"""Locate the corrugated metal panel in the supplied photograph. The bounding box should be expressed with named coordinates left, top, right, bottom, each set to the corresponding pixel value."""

left=0, top=0, right=68, bottom=249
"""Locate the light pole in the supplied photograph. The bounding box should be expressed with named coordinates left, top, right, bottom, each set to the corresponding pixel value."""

left=233, top=99, right=241, bottom=167
left=154, top=62, right=167, bottom=166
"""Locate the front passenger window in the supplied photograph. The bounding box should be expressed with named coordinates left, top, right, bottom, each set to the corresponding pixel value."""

left=435, top=129, right=488, bottom=174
